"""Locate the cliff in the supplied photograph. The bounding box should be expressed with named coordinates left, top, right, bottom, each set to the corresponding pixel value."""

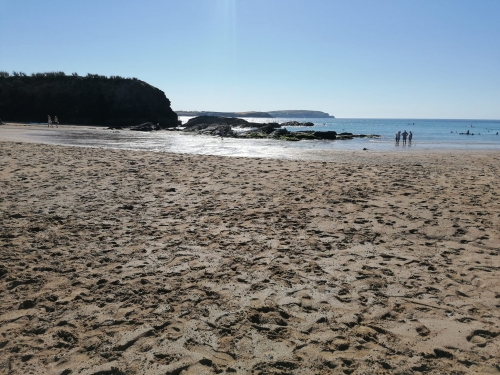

left=0, top=72, right=178, bottom=128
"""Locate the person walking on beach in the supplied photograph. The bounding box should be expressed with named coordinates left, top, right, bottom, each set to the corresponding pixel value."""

left=408, top=131, right=413, bottom=144
left=54, top=116, right=59, bottom=127
left=402, top=130, right=408, bottom=145
left=47, top=115, right=52, bottom=127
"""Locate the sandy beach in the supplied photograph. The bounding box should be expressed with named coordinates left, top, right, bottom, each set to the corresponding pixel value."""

left=1, top=138, right=499, bottom=374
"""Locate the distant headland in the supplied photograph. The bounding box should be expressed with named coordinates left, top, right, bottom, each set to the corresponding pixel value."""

left=176, top=110, right=335, bottom=118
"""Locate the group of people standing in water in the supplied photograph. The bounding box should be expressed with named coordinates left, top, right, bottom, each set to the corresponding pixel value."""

left=395, top=130, right=412, bottom=145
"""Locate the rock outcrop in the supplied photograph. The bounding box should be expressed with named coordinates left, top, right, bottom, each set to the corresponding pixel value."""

left=0, top=72, right=178, bottom=128
left=182, top=116, right=380, bottom=141
left=183, top=116, right=251, bottom=129
left=281, top=121, right=314, bottom=127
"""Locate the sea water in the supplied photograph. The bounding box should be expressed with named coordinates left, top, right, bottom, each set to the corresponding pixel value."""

left=180, top=117, right=500, bottom=151
left=2, top=118, right=499, bottom=160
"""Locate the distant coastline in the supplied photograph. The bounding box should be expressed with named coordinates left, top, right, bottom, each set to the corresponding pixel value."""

left=176, top=110, right=335, bottom=118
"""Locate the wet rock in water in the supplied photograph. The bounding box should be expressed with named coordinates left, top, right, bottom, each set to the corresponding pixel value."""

left=182, top=115, right=379, bottom=141
left=184, top=115, right=249, bottom=129
left=183, top=116, right=241, bottom=137
left=312, top=131, right=337, bottom=140
left=271, top=128, right=290, bottom=137
left=200, top=124, right=234, bottom=137
left=281, top=121, right=314, bottom=127
left=254, top=123, right=282, bottom=134
left=129, top=122, right=157, bottom=131
left=336, top=132, right=380, bottom=140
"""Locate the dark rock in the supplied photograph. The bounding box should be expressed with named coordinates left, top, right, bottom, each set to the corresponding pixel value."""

left=184, top=116, right=249, bottom=129
left=285, top=131, right=337, bottom=140
left=336, top=132, right=380, bottom=140
left=182, top=116, right=379, bottom=141
left=313, top=131, right=337, bottom=140
left=129, top=122, right=158, bottom=131
left=254, top=123, right=282, bottom=134
left=271, top=128, right=290, bottom=137
left=281, top=121, right=314, bottom=127
left=183, top=118, right=236, bottom=137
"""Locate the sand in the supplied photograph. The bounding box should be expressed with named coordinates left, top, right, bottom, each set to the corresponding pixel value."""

left=1, top=139, right=499, bottom=374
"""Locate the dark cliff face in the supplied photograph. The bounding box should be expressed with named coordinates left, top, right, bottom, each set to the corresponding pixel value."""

left=0, top=74, right=178, bottom=128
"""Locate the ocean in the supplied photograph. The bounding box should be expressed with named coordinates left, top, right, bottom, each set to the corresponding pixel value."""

left=2, top=118, right=499, bottom=160
left=180, top=117, right=500, bottom=151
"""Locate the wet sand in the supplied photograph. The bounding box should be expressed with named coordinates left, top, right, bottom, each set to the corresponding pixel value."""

left=1, top=139, right=500, bottom=374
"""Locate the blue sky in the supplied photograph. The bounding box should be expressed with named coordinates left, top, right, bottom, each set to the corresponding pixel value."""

left=1, top=0, right=499, bottom=118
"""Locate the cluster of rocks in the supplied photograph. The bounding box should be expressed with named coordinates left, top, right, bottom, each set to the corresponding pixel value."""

left=180, top=116, right=379, bottom=141
left=109, top=122, right=160, bottom=131
left=280, top=121, right=314, bottom=127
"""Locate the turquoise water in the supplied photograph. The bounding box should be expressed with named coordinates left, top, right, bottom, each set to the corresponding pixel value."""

left=180, top=117, right=500, bottom=150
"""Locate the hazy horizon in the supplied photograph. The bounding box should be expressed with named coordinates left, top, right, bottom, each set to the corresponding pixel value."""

left=2, top=0, right=499, bottom=119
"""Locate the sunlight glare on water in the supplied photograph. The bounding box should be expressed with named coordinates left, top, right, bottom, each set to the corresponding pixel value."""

left=2, top=117, right=499, bottom=161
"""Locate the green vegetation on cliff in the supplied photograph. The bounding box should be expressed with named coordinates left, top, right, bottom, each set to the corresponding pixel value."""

left=0, top=72, right=178, bottom=128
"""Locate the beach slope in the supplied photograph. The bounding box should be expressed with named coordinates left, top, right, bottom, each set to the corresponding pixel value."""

left=0, top=141, right=499, bottom=374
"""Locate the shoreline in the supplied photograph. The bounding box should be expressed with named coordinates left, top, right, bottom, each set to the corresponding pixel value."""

left=1, top=124, right=500, bottom=160
left=1, top=140, right=499, bottom=373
